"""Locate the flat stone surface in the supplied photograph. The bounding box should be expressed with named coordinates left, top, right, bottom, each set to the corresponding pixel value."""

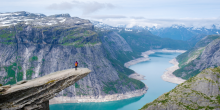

left=0, top=68, right=91, bottom=110
left=3, top=68, right=91, bottom=95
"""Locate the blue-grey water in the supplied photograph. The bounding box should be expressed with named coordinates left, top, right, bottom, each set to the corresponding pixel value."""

left=50, top=52, right=181, bottom=110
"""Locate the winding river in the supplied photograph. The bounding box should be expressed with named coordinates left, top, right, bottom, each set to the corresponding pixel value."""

left=50, top=52, right=181, bottom=110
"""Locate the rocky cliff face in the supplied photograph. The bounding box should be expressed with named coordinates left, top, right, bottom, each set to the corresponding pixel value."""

left=141, top=66, right=220, bottom=110
left=0, top=11, right=146, bottom=103
left=173, top=35, right=220, bottom=79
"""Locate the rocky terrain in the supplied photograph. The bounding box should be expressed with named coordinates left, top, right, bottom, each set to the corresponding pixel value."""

left=0, top=11, right=147, bottom=103
left=141, top=66, right=220, bottom=110
left=173, top=35, right=220, bottom=79
left=0, top=68, right=91, bottom=110
left=0, top=11, right=195, bottom=104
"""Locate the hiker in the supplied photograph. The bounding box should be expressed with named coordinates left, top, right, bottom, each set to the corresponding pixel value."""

left=75, top=61, right=78, bottom=70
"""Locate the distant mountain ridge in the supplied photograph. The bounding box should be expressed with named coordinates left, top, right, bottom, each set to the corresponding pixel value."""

left=91, top=21, right=220, bottom=46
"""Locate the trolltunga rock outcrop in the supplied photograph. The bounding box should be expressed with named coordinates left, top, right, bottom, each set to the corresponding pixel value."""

left=0, top=68, right=91, bottom=110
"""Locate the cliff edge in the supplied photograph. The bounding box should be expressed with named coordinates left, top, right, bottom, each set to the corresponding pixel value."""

left=0, top=68, right=91, bottom=110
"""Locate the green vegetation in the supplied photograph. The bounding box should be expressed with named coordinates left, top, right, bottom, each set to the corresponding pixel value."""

left=17, top=71, right=23, bottom=82
left=29, top=56, right=38, bottom=61
left=0, top=29, right=16, bottom=44
left=173, top=58, right=201, bottom=80
left=0, top=32, right=15, bottom=39
left=4, top=63, right=16, bottom=85
left=102, top=81, right=118, bottom=94
left=75, top=83, right=80, bottom=88
left=15, top=24, right=23, bottom=31
left=118, top=71, right=145, bottom=89
left=61, top=28, right=100, bottom=47
left=1, top=42, right=15, bottom=45
left=177, top=47, right=205, bottom=67
left=26, top=69, right=34, bottom=80
left=102, top=71, right=145, bottom=94
left=0, top=84, right=2, bottom=86
left=3, top=62, right=23, bottom=85
left=216, top=95, right=220, bottom=103
left=39, top=73, right=43, bottom=76
left=63, top=93, right=67, bottom=96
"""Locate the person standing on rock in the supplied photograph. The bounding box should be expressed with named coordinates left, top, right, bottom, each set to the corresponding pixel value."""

left=75, top=61, right=78, bottom=70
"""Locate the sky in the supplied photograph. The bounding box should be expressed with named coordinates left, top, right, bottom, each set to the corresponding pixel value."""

left=1, top=0, right=220, bottom=28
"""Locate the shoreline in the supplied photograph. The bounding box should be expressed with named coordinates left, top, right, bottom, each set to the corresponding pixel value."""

left=49, top=86, right=148, bottom=105
left=126, top=49, right=186, bottom=84
left=161, top=58, right=186, bottom=84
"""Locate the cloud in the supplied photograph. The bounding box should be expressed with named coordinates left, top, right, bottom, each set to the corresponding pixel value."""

left=86, top=15, right=127, bottom=19
left=130, top=16, right=145, bottom=19
left=46, top=1, right=115, bottom=14
left=47, top=2, right=74, bottom=10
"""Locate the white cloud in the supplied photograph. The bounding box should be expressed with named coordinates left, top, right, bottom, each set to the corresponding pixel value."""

left=47, top=2, right=74, bottom=10
left=130, top=16, right=145, bottom=19
left=85, top=15, right=127, bottom=19
left=46, top=1, right=115, bottom=14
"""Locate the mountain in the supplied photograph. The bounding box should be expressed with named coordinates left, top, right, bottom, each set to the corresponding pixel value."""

left=141, top=66, right=220, bottom=110
left=0, top=12, right=195, bottom=103
left=0, top=11, right=147, bottom=103
left=91, top=21, right=192, bottom=53
left=117, top=30, right=191, bottom=53
left=173, top=35, right=220, bottom=79
left=148, top=25, right=220, bottom=41
left=91, top=21, right=219, bottom=47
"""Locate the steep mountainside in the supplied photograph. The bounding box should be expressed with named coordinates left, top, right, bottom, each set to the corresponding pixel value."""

left=173, top=35, right=220, bottom=79
left=141, top=66, right=220, bottom=110
left=0, top=11, right=146, bottom=102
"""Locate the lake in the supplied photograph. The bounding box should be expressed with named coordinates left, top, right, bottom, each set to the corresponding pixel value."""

left=50, top=52, right=181, bottom=110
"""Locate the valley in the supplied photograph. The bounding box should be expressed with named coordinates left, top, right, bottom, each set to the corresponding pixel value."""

left=0, top=11, right=220, bottom=110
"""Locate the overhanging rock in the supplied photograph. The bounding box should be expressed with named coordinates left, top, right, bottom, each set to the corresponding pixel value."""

left=0, top=68, right=91, bottom=110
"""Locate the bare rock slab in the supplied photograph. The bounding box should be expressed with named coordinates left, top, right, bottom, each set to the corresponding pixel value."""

left=0, top=68, right=91, bottom=110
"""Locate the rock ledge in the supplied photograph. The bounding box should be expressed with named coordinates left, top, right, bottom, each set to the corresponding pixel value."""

left=0, top=68, right=91, bottom=110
